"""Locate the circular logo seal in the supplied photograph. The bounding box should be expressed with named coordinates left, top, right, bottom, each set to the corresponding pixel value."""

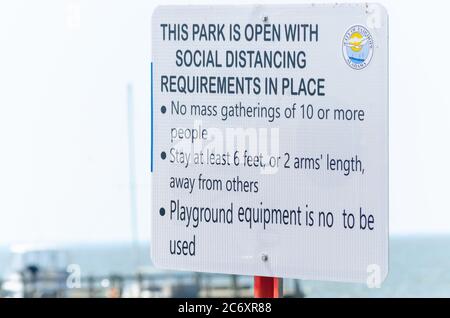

left=342, top=25, right=374, bottom=70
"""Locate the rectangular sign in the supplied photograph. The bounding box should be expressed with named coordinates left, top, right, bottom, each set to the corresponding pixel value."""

left=151, top=3, right=388, bottom=283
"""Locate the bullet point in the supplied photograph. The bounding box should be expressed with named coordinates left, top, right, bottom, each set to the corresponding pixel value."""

left=161, top=151, right=166, bottom=160
left=161, top=105, right=166, bottom=114
left=159, top=207, right=165, bottom=216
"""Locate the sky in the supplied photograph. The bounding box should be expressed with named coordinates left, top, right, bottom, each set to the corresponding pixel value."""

left=0, top=0, right=449, bottom=245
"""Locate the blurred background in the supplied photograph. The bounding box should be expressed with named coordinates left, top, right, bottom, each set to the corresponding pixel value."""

left=0, top=0, right=449, bottom=297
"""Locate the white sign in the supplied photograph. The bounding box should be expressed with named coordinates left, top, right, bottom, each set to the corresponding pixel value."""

left=151, top=4, right=388, bottom=283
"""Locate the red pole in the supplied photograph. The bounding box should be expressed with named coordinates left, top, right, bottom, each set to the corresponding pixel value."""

left=254, top=276, right=282, bottom=298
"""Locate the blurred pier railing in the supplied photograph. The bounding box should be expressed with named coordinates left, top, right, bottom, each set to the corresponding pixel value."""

left=1, top=271, right=304, bottom=298
left=0, top=272, right=254, bottom=298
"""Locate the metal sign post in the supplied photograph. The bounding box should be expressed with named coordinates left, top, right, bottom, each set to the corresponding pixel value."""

left=254, top=277, right=282, bottom=298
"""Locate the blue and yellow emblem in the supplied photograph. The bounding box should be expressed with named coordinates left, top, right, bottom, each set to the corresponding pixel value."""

left=342, top=25, right=374, bottom=70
